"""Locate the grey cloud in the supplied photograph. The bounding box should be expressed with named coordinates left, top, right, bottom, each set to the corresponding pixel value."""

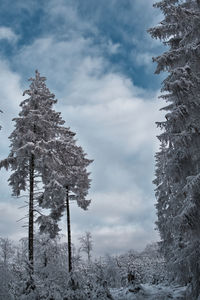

left=0, top=27, right=18, bottom=43
left=0, top=60, right=22, bottom=158
left=0, top=201, right=27, bottom=241
left=93, top=225, right=159, bottom=256
left=59, top=186, right=158, bottom=256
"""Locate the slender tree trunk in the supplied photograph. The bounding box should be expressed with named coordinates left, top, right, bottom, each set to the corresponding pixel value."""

left=66, top=186, right=72, bottom=272
left=29, top=153, right=34, bottom=267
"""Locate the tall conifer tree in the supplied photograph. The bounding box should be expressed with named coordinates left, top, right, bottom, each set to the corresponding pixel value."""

left=0, top=71, right=66, bottom=268
left=37, top=133, right=92, bottom=272
left=149, top=0, right=200, bottom=297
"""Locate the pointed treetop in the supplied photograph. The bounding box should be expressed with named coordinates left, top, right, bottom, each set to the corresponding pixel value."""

left=28, top=70, right=46, bottom=82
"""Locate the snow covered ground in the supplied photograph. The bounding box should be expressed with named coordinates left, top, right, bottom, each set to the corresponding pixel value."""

left=110, top=284, right=187, bottom=300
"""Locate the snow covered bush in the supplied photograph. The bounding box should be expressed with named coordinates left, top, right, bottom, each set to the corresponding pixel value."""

left=4, top=235, right=113, bottom=299
left=115, top=245, right=167, bottom=287
left=0, top=263, right=13, bottom=300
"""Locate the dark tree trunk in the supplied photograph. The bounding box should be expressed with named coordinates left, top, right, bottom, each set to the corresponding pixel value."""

left=29, top=153, right=34, bottom=267
left=44, top=252, right=48, bottom=267
left=66, top=186, right=72, bottom=272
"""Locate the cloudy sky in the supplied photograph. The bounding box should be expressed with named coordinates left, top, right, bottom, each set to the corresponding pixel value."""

left=0, top=0, right=166, bottom=256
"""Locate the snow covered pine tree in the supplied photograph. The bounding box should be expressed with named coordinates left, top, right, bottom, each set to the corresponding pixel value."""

left=37, top=131, right=92, bottom=272
left=0, top=71, right=72, bottom=270
left=149, top=0, right=200, bottom=298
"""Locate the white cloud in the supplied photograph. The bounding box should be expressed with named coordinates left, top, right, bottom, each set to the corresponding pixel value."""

left=0, top=27, right=18, bottom=43
left=0, top=61, right=25, bottom=240
left=93, top=224, right=159, bottom=256
left=0, top=60, right=22, bottom=157
left=0, top=201, right=27, bottom=241
left=45, top=0, right=98, bottom=38
left=133, top=52, right=153, bottom=69
left=15, top=36, right=99, bottom=98
left=107, top=40, right=121, bottom=54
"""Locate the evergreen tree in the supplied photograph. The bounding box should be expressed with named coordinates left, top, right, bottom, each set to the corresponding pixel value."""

left=0, top=71, right=66, bottom=271
left=149, top=0, right=200, bottom=297
left=37, top=133, right=92, bottom=272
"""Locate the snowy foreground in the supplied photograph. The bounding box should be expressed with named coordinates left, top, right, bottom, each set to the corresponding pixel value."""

left=110, top=284, right=187, bottom=300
